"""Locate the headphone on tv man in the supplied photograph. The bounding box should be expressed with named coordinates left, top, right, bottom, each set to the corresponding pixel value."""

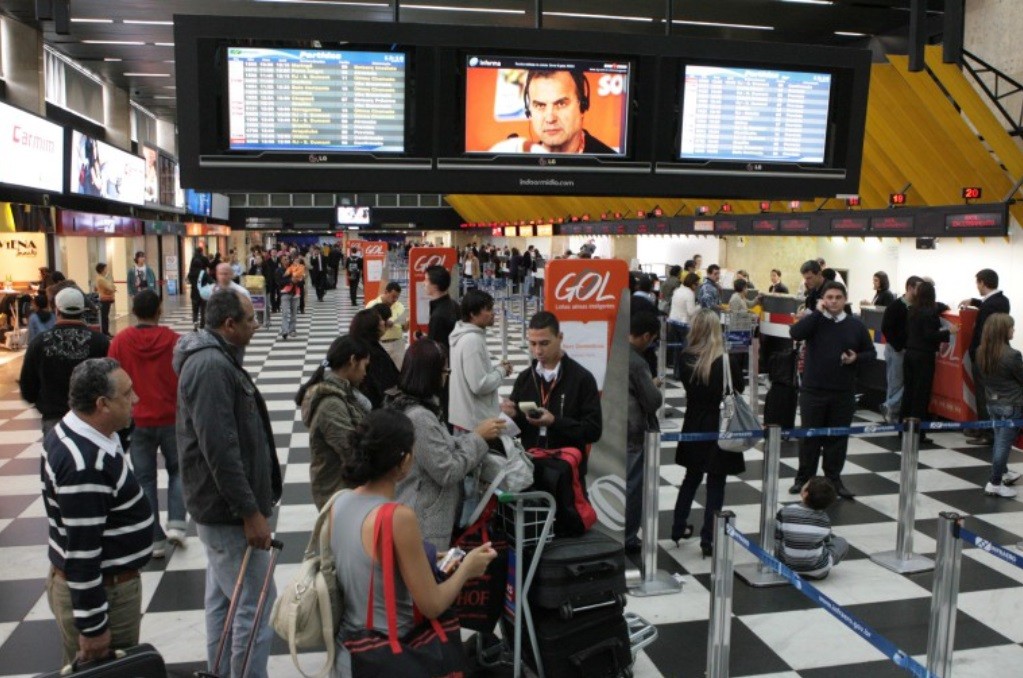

left=523, top=69, right=590, bottom=117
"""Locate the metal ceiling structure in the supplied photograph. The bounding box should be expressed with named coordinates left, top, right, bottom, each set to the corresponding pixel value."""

left=0, top=0, right=945, bottom=122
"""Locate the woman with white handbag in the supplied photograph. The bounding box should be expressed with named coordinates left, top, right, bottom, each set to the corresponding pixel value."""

left=670, top=308, right=747, bottom=557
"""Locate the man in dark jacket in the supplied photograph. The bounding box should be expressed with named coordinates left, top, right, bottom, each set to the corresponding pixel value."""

left=625, top=312, right=663, bottom=553
left=187, top=246, right=210, bottom=330
left=960, top=268, right=1011, bottom=444
left=501, top=311, right=603, bottom=480
left=174, top=290, right=281, bottom=678
left=344, top=246, right=363, bottom=306
left=308, top=245, right=328, bottom=302
left=426, top=265, right=460, bottom=353
left=879, top=276, right=922, bottom=423
left=789, top=282, right=875, bottom=499
left=20, top=287, right=109, bottom=436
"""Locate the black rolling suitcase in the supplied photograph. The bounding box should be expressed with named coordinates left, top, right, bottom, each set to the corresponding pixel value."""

left=195, top=540, right=284, bottom=678
left=39, top=644, right=166, bottom=677
left=529, top=529, right=627, bottom=617
left=515, top=602, right=633, bottom=678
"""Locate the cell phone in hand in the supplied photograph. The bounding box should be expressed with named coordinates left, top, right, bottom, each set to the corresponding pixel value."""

left=527, top=408, right=545, bottom=420
left=438, top=547, right=466, bottom=574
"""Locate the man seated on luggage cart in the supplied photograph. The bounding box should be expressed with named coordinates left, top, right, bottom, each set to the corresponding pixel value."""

left=501, top=311, right=602, bottom=481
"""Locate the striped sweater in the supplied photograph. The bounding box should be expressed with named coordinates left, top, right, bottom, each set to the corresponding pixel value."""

left=41, top=412, right=153, bottom=636
left=775, top=503, right=833, bottom=576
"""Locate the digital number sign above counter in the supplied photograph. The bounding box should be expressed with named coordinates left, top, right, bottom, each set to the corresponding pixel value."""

left=226, top=47, right=406, bottom=153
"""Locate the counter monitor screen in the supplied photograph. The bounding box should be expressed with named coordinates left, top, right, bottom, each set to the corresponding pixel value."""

left=226, top=47, right=406, bottom=152
left=679, top=65, right=832, bottom=164
left=464, top=55, right=631, bottom=156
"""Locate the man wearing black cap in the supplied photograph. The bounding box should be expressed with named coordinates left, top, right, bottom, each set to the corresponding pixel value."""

left=20, top=287, right=110, bottom=436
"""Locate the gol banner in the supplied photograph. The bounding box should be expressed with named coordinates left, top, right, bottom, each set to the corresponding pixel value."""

left=408, top=247, right=457, bottom=341
left=360, top=241, right=388, bottom=302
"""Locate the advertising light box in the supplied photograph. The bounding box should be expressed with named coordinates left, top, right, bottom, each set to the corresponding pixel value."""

left=69, top=131, right=146, bottom=205
left=0, top=101, right=65, bottom=193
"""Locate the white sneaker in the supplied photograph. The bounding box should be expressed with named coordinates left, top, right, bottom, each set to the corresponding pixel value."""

left=1003, top=470, right=1022, bottom=486
left=985, top=482, right=1018, bottom=498
left=151, top=540, right=167, bottom=558
left=166, top=528, right=187, bottom=547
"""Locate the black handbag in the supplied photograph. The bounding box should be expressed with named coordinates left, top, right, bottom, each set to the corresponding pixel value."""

left=343, top=503, right=467, bottom=678
left=450, top=499, right=508, bottom=633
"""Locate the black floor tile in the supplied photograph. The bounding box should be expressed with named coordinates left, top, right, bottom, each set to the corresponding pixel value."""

left=274, top=532, right=314, bottom=564
left=0, top=493, right=39, bottom=519
left=908, top=546, right=1021, bottom=593
left=0, top=517, right=48, bottom=547
left=799, top=659, right=914, bottom=678
left=825, top=497, right=895, bottom=527
left=281, top=482, right=313, bottom=506
left=848, top=452, right=905, bottom=473
left=641, top=618, right=791, bottom=677
left=0, top=578, right=44, bottom=622
left=834, top=473, right=901, bottom=497
left=287, top=447, right=311, bottom=464
left=0, top=458, right=40, bottom=476
left=847, top=597, right=1012, bottom=655
left=0, top=619, right=63, bottom=674
left=928, top=489, right=1023, bottom=516
left=0, top=443, right=30, bottom=460
left=146, top=569, right=208, bottom=612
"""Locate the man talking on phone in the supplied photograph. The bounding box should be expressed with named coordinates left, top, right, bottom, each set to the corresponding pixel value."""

left=788, top=282, right=875, bottom=499
left=500, top=311, right=602, bottom=480
left=489, top=69, right=616, bottom=155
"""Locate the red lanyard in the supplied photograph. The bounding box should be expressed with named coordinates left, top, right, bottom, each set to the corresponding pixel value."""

left=539, top=373, right=559, bottom=409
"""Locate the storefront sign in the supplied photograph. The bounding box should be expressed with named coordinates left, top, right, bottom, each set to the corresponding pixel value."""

left=544, top=259, right=629, bottom=390
left=361, top=241, right=388, bottom=302
left=0, top=101, right=65, bottom=193
left=0, top=232, right=48, bottom=282
left=59, top=210, right=144, bottom=236
left=408, top=247, right=457, bottom=341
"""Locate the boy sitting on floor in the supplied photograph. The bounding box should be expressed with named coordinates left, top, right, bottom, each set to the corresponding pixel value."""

left=775, top=476, right=849, bottom=580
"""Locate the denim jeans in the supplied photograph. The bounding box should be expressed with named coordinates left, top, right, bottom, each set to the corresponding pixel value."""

left=624, top=443, right=644, bottom=548
left=883, top=345, right=904, bottom=419
left=196, top=522, right=276, bottom=678
left=988, top=402, right=1021, bottom=485
left=130, top=424, right=187, bottom=543
left=280, top=293, right=297, bottom=335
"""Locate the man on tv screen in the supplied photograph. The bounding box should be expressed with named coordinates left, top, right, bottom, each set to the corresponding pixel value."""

left=489, top=70, right=614, bottom=155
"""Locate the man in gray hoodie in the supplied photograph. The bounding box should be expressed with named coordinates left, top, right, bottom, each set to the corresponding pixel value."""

left=173, top=290, right=282, bottom=678
left=448, top=289, right=512, bottom=432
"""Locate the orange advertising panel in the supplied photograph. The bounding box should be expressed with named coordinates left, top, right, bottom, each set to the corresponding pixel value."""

left=930, top=308, right=977, bottom=422
left=408, top=247, right=458, bottom=341
left=544, top=258, right=630, bottom=390
left=463, top=57, right=630, bottom=155
left=361, top=241, right=388, bottom=302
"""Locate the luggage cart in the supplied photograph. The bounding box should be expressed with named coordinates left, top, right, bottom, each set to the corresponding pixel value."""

left=481, top=491, right=657, bottom=678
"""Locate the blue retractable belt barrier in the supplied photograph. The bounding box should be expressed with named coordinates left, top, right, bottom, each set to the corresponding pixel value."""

left=725, top=523, right=938, bottom=678
left=957, top=527, right=1023, bottom=572
left=919, top=418, right=1023, bottom=432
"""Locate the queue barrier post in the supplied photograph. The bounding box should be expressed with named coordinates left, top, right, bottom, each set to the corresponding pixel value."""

left=870, top=418, right=935, bottom=574
left=748, top=336, right=760, bottom=419
left=500, top=294, right=509, bottom=363
left=520, top=292, right=528, bottom=348
left=630, top=430, right=685, bottom=597
left=706, top=511, right=736, bottom=678
left=734, top=426, right=787, bottom=587
left=926, top=511, right=964, bottom=678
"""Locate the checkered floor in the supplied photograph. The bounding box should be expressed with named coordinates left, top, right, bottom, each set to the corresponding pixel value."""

left=2, top=291, right=1023, bottom=677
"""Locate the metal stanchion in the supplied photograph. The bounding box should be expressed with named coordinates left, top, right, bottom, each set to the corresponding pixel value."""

left=520, top=292, right=528, bottom=348
left=748, top=336, right=760, bottom=419
left=630, top=430, right=685, bottom=597
left=926, top=512, right=964, bottom=678
left=500, top=297, right=509, bottom=363
left=656, top=318, right=681, bottom=431
left=870, top=418, right=935, bottom=573
left=706, top=511, right=735, bottom=678
left=735, top=426, right=787, bottom=587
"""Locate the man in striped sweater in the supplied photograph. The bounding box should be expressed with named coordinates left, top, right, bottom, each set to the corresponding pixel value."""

left=775, top=477, right=848, bottom=580
left=42, top=357, right=153, bottom=665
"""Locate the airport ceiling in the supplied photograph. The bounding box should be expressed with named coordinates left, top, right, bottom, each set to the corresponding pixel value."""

left=0, top=0, right=946, bottom=123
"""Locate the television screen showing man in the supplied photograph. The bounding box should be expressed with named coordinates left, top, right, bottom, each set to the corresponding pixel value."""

left=464, top=57, right=630, bottom=156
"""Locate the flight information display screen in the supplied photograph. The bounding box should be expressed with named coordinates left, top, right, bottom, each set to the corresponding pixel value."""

left=226, top=47, right=406, bottom=152
left=679, top=65, right=832, bottom=164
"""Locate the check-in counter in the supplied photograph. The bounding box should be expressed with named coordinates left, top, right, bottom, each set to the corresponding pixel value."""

left=931, top=308, right=977, bottom=422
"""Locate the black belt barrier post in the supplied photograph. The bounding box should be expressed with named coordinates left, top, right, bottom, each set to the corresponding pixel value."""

left=926, top=511, right=964, bottom=677
left=707, top=511, right=736, bottom=678
left=870, top=418, right=935, bottom=574
left=630, top=430, right=685, bottom=597
left=734, top=425, right=787, bottom=587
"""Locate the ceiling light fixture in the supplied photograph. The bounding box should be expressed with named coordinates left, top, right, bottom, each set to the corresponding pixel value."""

left=835, top=31, right=868, bottom=37
left=122, top=20, right=175, bottom=25
left=253, top=0, right=391, bottom=6
left=154, top=43, right=175, bottom=47
left=82, top=40, right=146, bottom=46
left=545, top=11, right=653, bottom=23
left=154, top=95, right=176, bottom=100
left=104, top=57, right=122, bottom=62
left=402, top=4, right=526, bottom=14
left=781, top=0, right=833, bottom=5
left=71, top=18, right=114, bottom=23
left=123, top=72, right=172, bottom=77
left=672, top=19, right=773, bottom=31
